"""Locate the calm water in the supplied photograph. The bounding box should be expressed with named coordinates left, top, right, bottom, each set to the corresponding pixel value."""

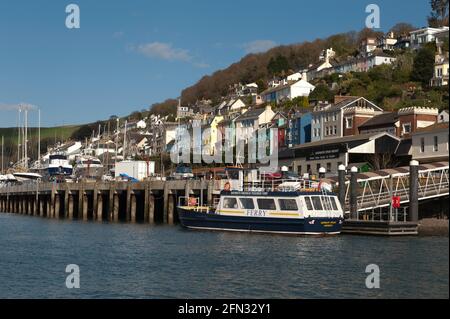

left=0, top=213, right=448, bottom=299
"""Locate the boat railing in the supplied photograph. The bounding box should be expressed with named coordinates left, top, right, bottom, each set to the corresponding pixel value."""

left=241, top=179, right=328, bottom=193
left=177, top=196, right=208, bottom=212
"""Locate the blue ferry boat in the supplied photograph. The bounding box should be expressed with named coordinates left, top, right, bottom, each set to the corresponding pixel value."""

left=177, top=179, right=344, bottom=235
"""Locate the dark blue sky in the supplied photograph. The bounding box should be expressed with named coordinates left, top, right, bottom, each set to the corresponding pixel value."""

left=0, top=0, right=430, bottom=127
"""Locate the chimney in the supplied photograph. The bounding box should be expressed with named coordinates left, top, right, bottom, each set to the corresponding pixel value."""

left=302, top=72, right=308, bottom=82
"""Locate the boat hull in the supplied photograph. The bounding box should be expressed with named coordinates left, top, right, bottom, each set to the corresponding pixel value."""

left=177, top=208, right=343, bottom=235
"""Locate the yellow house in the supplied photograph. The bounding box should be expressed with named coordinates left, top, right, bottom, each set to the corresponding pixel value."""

left=202, top=115, right=223, bottom=156
left=431, top=47, right=449, bottom=87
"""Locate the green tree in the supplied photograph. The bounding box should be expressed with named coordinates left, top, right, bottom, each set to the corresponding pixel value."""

left=411, top=44, right=436, bottom=86
left=309, top=84, right=334, bottom=102
left=267, top=55, right=290, bottom=76
left=428, top=0, right=449, bottom=27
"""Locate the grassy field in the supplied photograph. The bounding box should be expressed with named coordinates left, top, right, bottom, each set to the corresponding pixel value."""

left=0, top=125, right=81, bottom=164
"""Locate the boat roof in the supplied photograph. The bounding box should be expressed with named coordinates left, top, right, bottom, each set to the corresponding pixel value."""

left=221, top=190, right=335, bottom=197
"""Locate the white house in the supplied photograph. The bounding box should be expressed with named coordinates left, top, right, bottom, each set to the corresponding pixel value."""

left=234, top=105, right=275, bottom=142
left=136, top=120, right=147, bottom=129
left=410, top=26, right=449, bottom=50
left=262, top=75, right=315, bottom=104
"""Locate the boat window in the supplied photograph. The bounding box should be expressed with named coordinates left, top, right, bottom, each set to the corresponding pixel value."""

left=223, top=197, right=238, bottom=209
left=304, top=197, right=314, bottom=210
left=330, top=197, right=338, bottom=210
left=321, top=196, right=332, bottom=211
left=257, top=198, right=276, bottom=210
left=239, top=198, right=255, bottom=209
left=311, top=196, right=323, bottom=210
left=278, top=199, right=298, bottom=211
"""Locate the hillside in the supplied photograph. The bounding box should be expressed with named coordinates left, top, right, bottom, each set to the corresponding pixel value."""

left=180, top=28, right=386, bottom=105
left=0, top=125, right=80, bottom=165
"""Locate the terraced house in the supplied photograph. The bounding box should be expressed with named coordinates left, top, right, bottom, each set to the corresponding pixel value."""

left=311, top=96, right=383, bottom=142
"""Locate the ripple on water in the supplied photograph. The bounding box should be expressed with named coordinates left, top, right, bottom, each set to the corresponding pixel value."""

left=0, top=213, right=448, bottom=298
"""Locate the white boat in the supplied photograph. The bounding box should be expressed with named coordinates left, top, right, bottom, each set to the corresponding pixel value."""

left=74, top=156, right=103, bottom=179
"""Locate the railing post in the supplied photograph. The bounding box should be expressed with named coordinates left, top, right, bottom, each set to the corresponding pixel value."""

left=350, top=166, right=358, bottom=220
left=409, top=160, right=419, bottom=222
left=338, top=165, right=346, bottom=212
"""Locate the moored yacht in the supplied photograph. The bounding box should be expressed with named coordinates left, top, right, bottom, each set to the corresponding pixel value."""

left=41, top=153, right=73, bottom=178
left=74, top=156, right=103, bottom=180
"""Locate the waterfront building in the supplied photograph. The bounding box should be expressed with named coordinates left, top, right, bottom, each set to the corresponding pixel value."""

left=311, top=96, right=383, bottom=142
left=411, top=122, right=449, bottom=163
left=278, top=132, right=401, bottom=176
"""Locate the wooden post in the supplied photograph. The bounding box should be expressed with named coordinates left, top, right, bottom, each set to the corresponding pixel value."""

left=93, top=184, right=98, bottom=220
left=97, top=193, right=103, bottom=222
left=39, top=198, right=44, bottom=217
left=113, top=193, right=119, bottom=222
left=144, top=182, right=150, bottom=223
left=168, top=194, right=175, bottom=225
left=82, top=194, right=88, bottom=221
left=68, top=194, right=74, bottom=219
left=130, top=193, right=137, bottom=223
left=163, top=183, right=169, bottom=224
left=126, top=183, right=132, bottom=222
left=109, top=185, right=115, bottom=222
left=148, top=194, right=155, bottom=224
left=50, top=186, right=56, bottom=218
left=54, top=194, right=60, bottom=219
left=64, top=187, right=69, bottom=219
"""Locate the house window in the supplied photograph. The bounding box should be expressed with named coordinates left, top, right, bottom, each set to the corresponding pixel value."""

left=403, top=123, right=412, bottom=135
left=297, top=166, right=302, bottom=174
left=333, top=113, right=337, bottom=121
left=325, top=127, right=329, bottom=136
left=333, top=125, right=337, bottom=135
left=345, top=117, right=353, bottom=129
left=316, top=163, right=321, bottom=172
left=326, top=162, right=332, bottom=173
left=420, top=137, right=425, bottom=153
left=434, top=136, right=439, bottom=152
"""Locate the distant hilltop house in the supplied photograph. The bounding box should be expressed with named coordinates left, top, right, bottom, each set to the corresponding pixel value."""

left=261, top=73, right=315, bottom=104
left=409, top=26, right=449, bottom=51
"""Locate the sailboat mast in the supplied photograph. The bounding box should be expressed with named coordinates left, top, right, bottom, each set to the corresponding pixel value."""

left=24, top=109, right=28, bottom=169
left=38, top=109, right=41, bottom=168
left=17, top=109, right=21, bottom=164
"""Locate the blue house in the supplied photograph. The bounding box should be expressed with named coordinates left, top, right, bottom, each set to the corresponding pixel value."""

left=287, top=111, right=312, bottom=147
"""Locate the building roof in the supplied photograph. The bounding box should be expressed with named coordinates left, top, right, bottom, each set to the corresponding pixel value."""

left=359, top=112, right=398, bottom=128
left=413, top=122, right=449, bottom=134
left=235, top=107, right=267, bottom=122
left=315, top=96, right=383, bottom=113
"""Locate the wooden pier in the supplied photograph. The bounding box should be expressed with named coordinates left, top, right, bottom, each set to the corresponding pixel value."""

left=0, top=180, right=215, bottom=224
